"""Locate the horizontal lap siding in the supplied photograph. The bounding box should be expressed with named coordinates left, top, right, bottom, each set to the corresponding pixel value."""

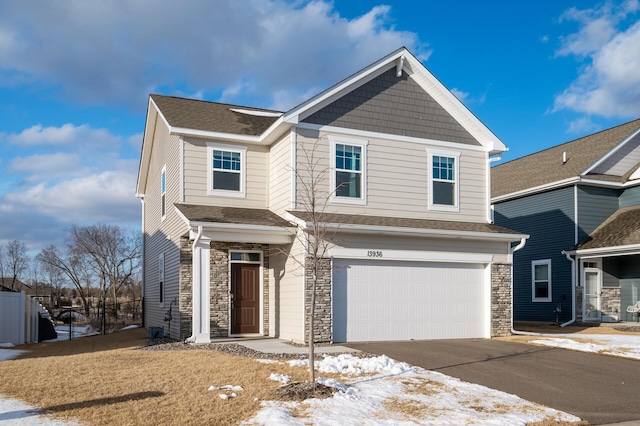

left=275, top=236, right=305, bottom=342
left=620, top=185, right=640, bottom=208
left=296, top=130, right=487, bottom=223
left=268, top=134, right=292, bottom=214
left=183, top=137, right=268, bottom=208
left=143, top=120, right=184, bottom=332
left=493, top=187, right=575, bottom=322
left=577, top=186, right=621, bottom=241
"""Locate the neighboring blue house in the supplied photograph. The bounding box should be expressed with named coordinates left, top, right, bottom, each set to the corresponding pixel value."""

left=492, top=119, right=640, bottom=324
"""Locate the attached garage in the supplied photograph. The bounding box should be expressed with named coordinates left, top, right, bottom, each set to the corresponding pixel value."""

left=332, top=258, right=490, bottom=342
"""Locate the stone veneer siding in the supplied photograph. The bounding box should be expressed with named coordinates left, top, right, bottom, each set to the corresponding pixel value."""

left=601, top=287, right=621, bottom=320
left=178, top=235, right=270, bottom=339
left=491, top=263, right=512, bottom=337
left=304, top=256, right=332, bottom=343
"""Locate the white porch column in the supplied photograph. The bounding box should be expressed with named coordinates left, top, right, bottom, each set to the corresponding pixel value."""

left=191, top=236, right=211, bottom=343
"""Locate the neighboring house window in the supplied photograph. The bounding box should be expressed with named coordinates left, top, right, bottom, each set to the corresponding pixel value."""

left=161, top=166, right=166, bottom=220
left=159, top=253, right=165, bottom=307
left=207, top=143, right=246, bottom=197
left=532, top=259, right=552, bottom=302
left=330, top=136, right=367, bottom=205
left=428, top=150, right=460, bottom=211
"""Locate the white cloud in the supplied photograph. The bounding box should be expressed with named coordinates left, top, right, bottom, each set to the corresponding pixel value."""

left=553, top=2, right=640, bottom=118
left=8, top=153, right=80, bottom=181
left=451, top=88, right=469, bottom=103
left=0, top=0, right=426, bottom=110
left=6, top=123, right=121, bottom=148
left=567, top=117, right=600, bottom=134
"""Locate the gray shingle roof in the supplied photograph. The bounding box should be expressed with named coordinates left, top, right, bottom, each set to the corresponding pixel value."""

left=492, top=118, right=640, bottom=198
left=287, top=211, right=522, bottom=235
left=150, top=94, right=281, bottom=136
left=577, top=206, right=640, bottom=250
left=175, top=204, right=294, bottom=228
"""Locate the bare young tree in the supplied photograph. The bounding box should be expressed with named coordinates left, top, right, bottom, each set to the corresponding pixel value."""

left=37, top=245, right=92, bottom=317
left=282, top=137, right=338, bottom=383
left=5, top=239, right=29, bottom=291
left=39, top=252, right=67, bottom=304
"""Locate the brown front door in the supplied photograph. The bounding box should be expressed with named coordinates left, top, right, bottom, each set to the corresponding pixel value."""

left=230, top=263, right=260, bottom=334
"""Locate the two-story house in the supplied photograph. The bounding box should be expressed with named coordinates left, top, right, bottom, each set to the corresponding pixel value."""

left=492, top=119, right=640, bottom=325
left=136, top=47, right=526, bottom=344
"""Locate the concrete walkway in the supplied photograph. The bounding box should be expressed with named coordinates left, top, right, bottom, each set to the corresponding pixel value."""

left=211, top=337, right=359, bottom=354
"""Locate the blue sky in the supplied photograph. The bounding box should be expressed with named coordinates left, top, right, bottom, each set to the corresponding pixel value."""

left=1, top=0, right=639, bottom=255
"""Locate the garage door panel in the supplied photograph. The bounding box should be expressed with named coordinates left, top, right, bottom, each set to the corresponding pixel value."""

left=333, top=259, right=487, bottom=342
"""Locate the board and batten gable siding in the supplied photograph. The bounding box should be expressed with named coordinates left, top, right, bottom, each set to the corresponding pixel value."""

left=577, top=185, right=621, bottom=242
left=493, top=187, right=575, bottom=322
left=142, top=117, right=185, bottom=331
left=182, top=137, right=269, bottom=208
left=302, top=67, right=479, bottom=146
left=620, top=185, right=640, bottom=208
left=268, top=133, right=292, bottom=214
left=295, top=128, right=488, bottom=222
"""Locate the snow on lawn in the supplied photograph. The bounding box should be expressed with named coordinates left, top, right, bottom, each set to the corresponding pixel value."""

left=531, top=333, right=640, bottom=360
left=244, top=354, right=581, bottom=425
left=0, top=395, right=79, bottom=425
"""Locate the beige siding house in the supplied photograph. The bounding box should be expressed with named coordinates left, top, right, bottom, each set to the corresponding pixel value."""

left=136, top=48, right=527, bottom=343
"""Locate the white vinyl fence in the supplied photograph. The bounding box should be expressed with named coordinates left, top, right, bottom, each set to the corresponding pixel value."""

left=0, top=291, right=45, bottom=345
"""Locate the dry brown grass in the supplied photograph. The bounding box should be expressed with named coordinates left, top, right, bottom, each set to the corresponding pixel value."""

left=526, top=418, right=590, bottom=426
left=1, top=329, right=314, bottom=425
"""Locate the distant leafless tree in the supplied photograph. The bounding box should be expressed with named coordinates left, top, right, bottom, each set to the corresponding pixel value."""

left=68, top=224, right=141, bottom=305
left=37, top=245, right=92, bottom=317
left=39, top=252, right=67, bottom=301
left=5, top=240, right=29, bottom=291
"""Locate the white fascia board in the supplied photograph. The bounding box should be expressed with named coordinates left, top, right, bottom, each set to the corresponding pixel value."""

left=296, top=122, right=489, bottom=153
left=581, top=127, right=640, bottom=175
left=282, top=48, right=406, bottom=124
left=136, top=98, right=161, bottom=197
left=307, top=222, right=528, bottom=242
left=574, top=244, right=640, bottom=258
left=329, top=247, right=493, bottom=264
left=188, top=223, right=295, bottom=245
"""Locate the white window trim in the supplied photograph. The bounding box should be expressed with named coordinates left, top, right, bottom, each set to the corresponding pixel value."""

left=160, top=165, right=167, bottom=221
left=159, top=252, right=165, bottom=308
left=329, top=135, right=368, bottom=205
left=427, top=149, right=460, bottom=212
left=532, top=259, right=552, bottom=302
left=206, top=142, right=247, bottom=198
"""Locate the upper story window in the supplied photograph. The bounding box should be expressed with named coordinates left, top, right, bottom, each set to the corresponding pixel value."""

left=160, top=166, right=166, bottom=220
left=532, top=259, right=552, bottom=302
left=330, top=136, right=367, bottom=205
left=207, top=143, right=246, bottom=197
left=428, top=150, right=460, bottom=212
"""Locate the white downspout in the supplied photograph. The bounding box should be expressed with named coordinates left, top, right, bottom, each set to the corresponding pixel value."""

left=509, top=237, right=546, bottom=336
left=561, top=250, right=576, bottom=327
left=186, top=226, right=204, bottom=343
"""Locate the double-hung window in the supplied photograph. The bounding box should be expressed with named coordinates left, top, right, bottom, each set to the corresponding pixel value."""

left=532, top=259, right=552, bottom=302
left=428, top=150, right=460, bottom=211
left=331, top=136, right=367, bottom=204
left=207, top=143, right=246, bottom=197
left=160, top=166, right=166, bottom=220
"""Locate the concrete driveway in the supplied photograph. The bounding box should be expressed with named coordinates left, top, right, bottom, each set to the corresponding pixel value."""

left=345, top=339, right=640, bottom=425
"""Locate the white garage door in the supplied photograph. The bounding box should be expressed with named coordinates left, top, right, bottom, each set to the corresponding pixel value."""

left=332, top=259, right=488, bottom=342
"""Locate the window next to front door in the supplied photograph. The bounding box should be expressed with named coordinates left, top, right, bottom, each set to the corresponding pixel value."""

left=532, top=259, right=552, bottom=302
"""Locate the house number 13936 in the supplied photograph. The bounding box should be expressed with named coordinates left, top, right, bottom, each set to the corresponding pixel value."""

left=367, top=250, right=383, bottom=258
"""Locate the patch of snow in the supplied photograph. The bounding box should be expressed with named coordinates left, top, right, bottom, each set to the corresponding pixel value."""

left=209, top=385, right=243, bottom=392
left=0, top=349, right=26, bottom=362
left=269, top=374, right=291, bottom=384
left=256, top=359, right=279, bottom=364
left=0, top=343, right=15, bottom=348
left=219, top=394, right=229, bottom=400
left=0, top=394, right=80, bottom=425
left=531, top=333, right=640, bottom=360
left=120, top=325, right=141, bottom=330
